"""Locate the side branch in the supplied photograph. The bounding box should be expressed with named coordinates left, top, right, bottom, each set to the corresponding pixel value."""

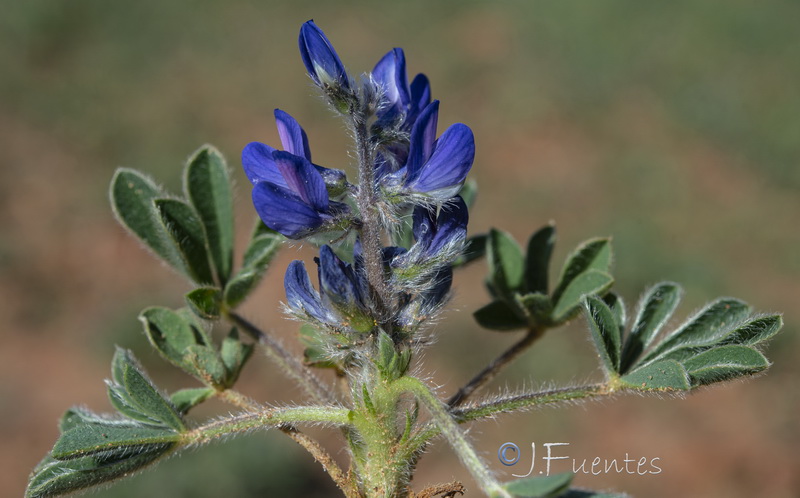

left=448, top=327, right=545, bottom=407
left=226, top=311, right=334, bottom=405
left=453, top=383, right=608, bottom=423
left=183, top=405, right=351, bottom=445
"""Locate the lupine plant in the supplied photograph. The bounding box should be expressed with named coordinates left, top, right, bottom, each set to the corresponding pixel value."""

left=27, top=20, right=782, bottom=498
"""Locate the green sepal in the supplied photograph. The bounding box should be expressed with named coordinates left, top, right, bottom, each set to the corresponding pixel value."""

left=374, top=331, right=410, bottom=381
left=185, top=287, right=222, bottom=319
left=639, top=298, right=751, bottom=365
left=26, top=443, right=174, bottom=498
left=552, top=238, right=612, bottom=304
left=682, top=345, right=769, bottom=386
left=52, top=422, right=180, bottom=459
left=184, top=145, right=234, bottom=285
left=298, top=324, right=344, bottom=370
left=619, top=282, right=681, bottom=373
left=503, top=471, right=573, bottom=497
left=473, top=299, right=527, bottom=331
left=170, top=387, right=216, bottom=414
left=486, top=228, right=525, bottom=298
left=154, top=197, right=215, bottom=285
left=618, top=360, right=690, bottom=391
left=584, top=295, right=622, bottom=374
left=452, top=234, right=487, bottom=268
left=223, top=233, right=283, bottom=308
left=551, top=270, right=614, bottom=323
left=524, top=224, right=556, bottom=295
left=220, top=328, right=254, bottom=386
left=109, top=168, right=184, bottom=273
left=109, top=348, right=185, bottom=432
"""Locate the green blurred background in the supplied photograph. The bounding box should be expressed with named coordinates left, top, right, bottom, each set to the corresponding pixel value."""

left=2, top=1, right=799, bottom=496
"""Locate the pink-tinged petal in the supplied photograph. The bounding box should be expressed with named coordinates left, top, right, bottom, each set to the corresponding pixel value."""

left=272, top=151, right=329, bottom=212
left=274, top=109, right=312, bottom=161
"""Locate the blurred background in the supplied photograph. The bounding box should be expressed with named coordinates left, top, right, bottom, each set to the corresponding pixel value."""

left=2, top=1, right=799, bottom=496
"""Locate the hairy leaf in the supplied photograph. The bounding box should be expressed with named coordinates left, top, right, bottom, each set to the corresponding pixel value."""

left=682, top=345, right=768, bottom=386
left=154, top=198, right=215, bottom=285
left=524, top=224, right=556, bottom=294
left=552, top=270, right=614, bottom=323
left=619, top=360, right=690, bottom=391
left=473, top=299, right=527, bottom=331
left=619, top=282, right=682, bottom=373
left=584, top=295, right=622, bottom=374
left=552, top=238, right=612, bottom=304
left=503, top=471, right=573, bottom=497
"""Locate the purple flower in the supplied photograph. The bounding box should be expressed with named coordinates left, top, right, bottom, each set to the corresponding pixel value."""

left=372, top=48, right=431, bottom=132
left=391, top=196, right=469, bottom=276
left=251, top=151, right=347, bottom=239
left=382, top=101, right=475, bottom=201
left=242, top=109, right=346, bottom=192
left=299, top=20, right=351, bottom=92
left=285, top=246, right=373, bottom=333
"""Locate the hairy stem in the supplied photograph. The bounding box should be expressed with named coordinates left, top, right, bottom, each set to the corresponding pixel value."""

left=225, top=311, right=334, bottom=405
left=448, top=326, right=545, bottom=407
left=454, top=383, right=608, bottom=423
left=216, top=390, right=353, bottom=495
left=183, top=405, right=351, bottom=445
left=394, top=377, right=511, bottom=498
left=351, top=110, right=392, bottom=323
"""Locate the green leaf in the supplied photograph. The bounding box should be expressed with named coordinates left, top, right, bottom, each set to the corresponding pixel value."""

left=140, top=307, right=209, bottom=371
left=223, top=233, right=283, bottom=308
left=619, top=360, right=690, bottom=391
left=185, top=345, right=227, bottom=387
left=503, top=471, right=573, bottom=497
left=517, top=292, right=554, bottom=327
left=171, top=387, right=215, bottom=413
left=552, top=238, right=612, bottom=304
left=603, top=292, right=626, bottom=339
left=524, top=224, right=556, bottom=294
left=584, top=295, right=622, bottom=374
left=184, top=145, right=234, bottom=285
left=109, top=168, right=184, bottom=272
left=52, top=422, right=180, bottom=459
left=109, top=348, right=185, bottom=432
left=719, top=314, right=783, bottom=346
left=619, top=282, right=682, bottom=373
left=458, top=178, right=478, bottom=208
left=154, top=198, right=215, bottom=285
left=640, top=298, right=751, bottom=364
left=452, top=234, right=487, bottom=268
left=682, top=345, right=769, bottom=386
left=487, top=228, right=525, bottom=298
left=26, top=443, right=174, bottom=498
left=220, top=328, right=254, bottom=386
left=551, top=270, right=614, bottom=323
left=473, top=299, right=527, bottom=331
left=185, top=287, right=222, bottom=319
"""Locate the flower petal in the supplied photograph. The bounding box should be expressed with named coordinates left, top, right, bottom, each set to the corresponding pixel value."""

left=408, top=73, right=431, bottom=123
left=405, top=101, right=440, bottom=184
left=373, top=48, right=410, bottom=118
left=427, top=196, right=468, bottom=255
left=252, top=181, right=324, bottom=239
left=284, top=260, right=331, bottom=323
left=318, top=245, right=363, bottom=309
left=298, top=20, right=350, bottom=90
left=274, top=109, right=312, bottom=161
left=242, top=142, right=285, bottom=186
left=272, top=151, right=329, bottom=212
left=408, top=123, right=474, bottom=198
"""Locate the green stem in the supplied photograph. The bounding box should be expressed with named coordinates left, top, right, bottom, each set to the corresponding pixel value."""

left=182, top=405, right=350, bottom=446
left=393, top=377, right=511, bottom=498
left=225, top=311, right=334, bottom=405
left=448, top=326, right=545, bottom=407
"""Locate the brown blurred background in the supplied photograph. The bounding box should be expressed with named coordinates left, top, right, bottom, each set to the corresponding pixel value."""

left=2, top=1, right=799, bottom=496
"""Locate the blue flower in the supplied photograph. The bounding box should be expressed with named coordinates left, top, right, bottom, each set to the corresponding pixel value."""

left=251, top=151, right=348, bottom=239
left=285, top=246, right=373, bottom=333
left=242, top=109, right=346, bottom=193
left=381, top=101, right=475, bottom=201
left=299, top=20, right=351, bottom=92
left=391, top=196, right=469, bottom=281
left=372, top=48, right=431, bottom=132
